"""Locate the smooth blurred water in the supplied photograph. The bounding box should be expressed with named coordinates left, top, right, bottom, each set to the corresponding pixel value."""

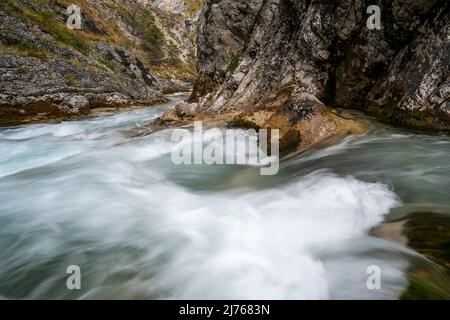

left=0, top=96, right=448, bottom=299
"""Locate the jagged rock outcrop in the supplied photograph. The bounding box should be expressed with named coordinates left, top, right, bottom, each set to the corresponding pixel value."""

left=0, top=0, right=200, bottom=125
left=191, top=0, right=449, bottom=137
left=153, top=0, right=203, bottom=38
left=154, top=0, right=202, bottom=18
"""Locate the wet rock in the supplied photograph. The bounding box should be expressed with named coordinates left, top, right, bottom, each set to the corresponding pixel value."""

left=175, top=101, right=198, bottom=118
left=398, top=213, right=450, bottom=300
left=159, top=108, right=181, bottom=123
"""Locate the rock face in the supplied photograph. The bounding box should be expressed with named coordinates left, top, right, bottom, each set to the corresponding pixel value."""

left=0, top=0, right=201, bottom=124
left=153, top=0, right=202, bottom=35
left=154, top=0, right=202, bottom=18
left=192, top=0, right=449, bottom=132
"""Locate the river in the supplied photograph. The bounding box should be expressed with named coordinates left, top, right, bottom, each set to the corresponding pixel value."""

left=0, top=94, right=449, bottom=299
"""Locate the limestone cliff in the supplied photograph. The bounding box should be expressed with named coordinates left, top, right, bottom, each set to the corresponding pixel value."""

left=191, top=0, right=449, bottom=135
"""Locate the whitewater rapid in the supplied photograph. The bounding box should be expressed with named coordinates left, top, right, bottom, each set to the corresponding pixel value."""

left=0, top=95, right=448, bottom=299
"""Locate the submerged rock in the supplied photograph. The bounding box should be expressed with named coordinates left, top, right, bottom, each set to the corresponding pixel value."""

left=401, top=213, right=450, bottom=300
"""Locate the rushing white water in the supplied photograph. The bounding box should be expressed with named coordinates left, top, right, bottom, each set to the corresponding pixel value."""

left=0, top=95, right=448, bottom=299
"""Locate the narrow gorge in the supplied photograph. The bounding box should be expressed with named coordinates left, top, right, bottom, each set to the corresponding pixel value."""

left=0, top=0, right=449, bottom=301
left=180, top=0, right=449, bottom=151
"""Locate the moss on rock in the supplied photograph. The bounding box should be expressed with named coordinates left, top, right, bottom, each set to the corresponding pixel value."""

left=400, top=213, right=450, bottom=300
left=228, top=117, right=261, bottom=131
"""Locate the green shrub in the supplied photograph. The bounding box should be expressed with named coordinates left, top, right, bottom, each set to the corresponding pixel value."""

left=227, top=54, right=241, bottom=73
left=3, top=1, right=90, bottom=54
left=16, top=66, right=28, bottom=74
left=119, top=8, right=165, bottom=63
left=99, top=58, right=116, bottom=71
left=13, top=41, right=51, bottom=59
left=34, top=10, right=90, bottom=54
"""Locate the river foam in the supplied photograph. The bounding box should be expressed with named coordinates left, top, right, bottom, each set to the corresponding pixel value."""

left=0, top=110, right=403, bottom=299
left=147, top=171, right=400, bottom=299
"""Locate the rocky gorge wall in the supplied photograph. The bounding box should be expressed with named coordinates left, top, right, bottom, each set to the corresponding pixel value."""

left=0, top=0, right=201, bottom=125
left=190, top=0, right=449, bottom=136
